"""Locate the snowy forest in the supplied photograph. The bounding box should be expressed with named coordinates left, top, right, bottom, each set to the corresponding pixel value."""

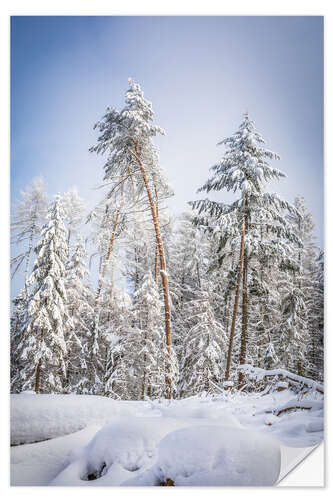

left=10, top=79, right=324, bottom=401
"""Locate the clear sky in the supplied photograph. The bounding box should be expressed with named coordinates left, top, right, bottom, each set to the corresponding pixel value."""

left=11, top=16, right=324, bottom=248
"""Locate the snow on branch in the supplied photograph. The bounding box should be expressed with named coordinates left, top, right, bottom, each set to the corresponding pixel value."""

left=237, top=364, right=324, bottom=395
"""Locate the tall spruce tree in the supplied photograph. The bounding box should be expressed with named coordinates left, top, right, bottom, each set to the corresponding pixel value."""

left=11, top=177, right=48, bottom=294
left=191, top=113, right=296, bottom=385
left=63, top=187, right=85, bottom=250
left=11, top=195, right=69, bottom=393
left=133, top=273, right=169, bottom=399
left=180, top=283, right=227, bottom=396
left=104, top=286, right=136, bottom=400
left=64, top=237, right=95, bottom=393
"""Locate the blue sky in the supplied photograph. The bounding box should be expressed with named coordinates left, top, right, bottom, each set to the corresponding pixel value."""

left=11, top=16, right=323, bottom=253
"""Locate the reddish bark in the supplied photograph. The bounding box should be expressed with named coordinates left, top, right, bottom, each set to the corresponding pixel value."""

left=130, top=143, right=173, bottom=398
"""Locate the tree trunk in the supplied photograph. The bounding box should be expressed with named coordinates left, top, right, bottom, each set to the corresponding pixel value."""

left=196, top=262, right=201, bottom=290
left=224, top=222, right=246, bottom=382
left=131, top=143, right=173, bottom=399
left=67, top=229, right=72, bottom=250
left=257, top=225, right=264, bottom=369
left=238, top=197, right=249, bottom=389
left=24, top=231, right=34, bottom=297
left=297, top=361, right=303, bottom=377
left=154, top=186, right=159, bottom=283
left=95, top=209, right=120, bottom=301
left=35, top=359, right=42, bottom=393
left=297, top=219, right=303, bottom=378
left=238, top=244, right=248, bottom=388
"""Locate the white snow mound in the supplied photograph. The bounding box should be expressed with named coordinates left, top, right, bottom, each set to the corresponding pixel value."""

left=124, top=426, right=281, bottom=486
left=124, top=425, right=281, bottom=486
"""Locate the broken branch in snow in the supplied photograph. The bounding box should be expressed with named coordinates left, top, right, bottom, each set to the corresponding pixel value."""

left=237, top=364, right=324, bottom=395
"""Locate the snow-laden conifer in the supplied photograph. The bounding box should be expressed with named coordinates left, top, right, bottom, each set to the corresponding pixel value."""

left=11, top=177, right=48, bottom=293
left=104, top=287, right=137, bottom=399
left=191, top=113, right=297, bottom=385
left=180, top=283, right=227, bottom=397
left=63, top=188, right=85, bottom=250
left=12, top=195, right=69, bottom=393
left=279, top=196, right=320, bottom=376
left=91, top=79, right=174, bottom=398
left=64, top=237, right=95, bottom=393
left=133, top=273, right=170, bottom=399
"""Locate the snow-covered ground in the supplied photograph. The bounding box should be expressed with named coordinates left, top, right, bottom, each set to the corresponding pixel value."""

left=10, top=390, right=323, bottom=486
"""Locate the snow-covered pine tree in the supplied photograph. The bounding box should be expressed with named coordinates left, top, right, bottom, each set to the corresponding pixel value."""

left=10, top=289, right=29, bottom=392
left=278, top=280, right=308, bottom=374
left=63, top=187, right=85, bottom=250
left=64, top=237, right=95, bottom=393
left=279, top=196, right=320, bottom=377
left=11, top=195, right=69, bottom=393
left=180, top=282, right=227, bottom=397
left=104, top=287, right=138, bottom=400
left=86, top=197, right=127, bottom=394
left=306, top=251, right=324, bottom=381
left=168, top=210, right=209, bottom=361
left=11, top=177, right=47, bottom=294
left=90, top=79, right=174, bottom=398
left=124, top=210, right=156, bottom=296
left=194, top=208, right=243, bottom=374
left=133, top=273, right=170, bottom=399
left=191, top=113, right=296, bottom=385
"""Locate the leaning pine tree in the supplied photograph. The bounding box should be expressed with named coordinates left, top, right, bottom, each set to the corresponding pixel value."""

left=90, top=78, right=175, bottom=398
left=191, top=112, right=295, bottom=386
left=11, top=195, right=69, bottom=393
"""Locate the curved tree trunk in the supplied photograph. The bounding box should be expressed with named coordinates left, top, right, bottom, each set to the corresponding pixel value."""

left=224, top=222, right=246, bottom=382
left=130, top=143, right=173, bottom=399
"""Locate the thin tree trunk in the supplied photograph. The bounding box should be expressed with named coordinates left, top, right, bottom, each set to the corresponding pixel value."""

left=238, top=196, right=249, bottom=389
left=297, top=361, right=303, bottom=377
left=67, top=229, right=71, bottom=250
left=95, top=209, right=120, bottom=301
left=134, top=247, right=140, bottom=293
left=35, top=359, right=42, bottom=393
left=297, top=219, right=303, bottom=377
left=196, top=262, right=201, bottom=290
left=238, top=244, right=248, bottom=388
left=154, top=187, right=159, bottom=283
left=257, top=225, right=264, bottom=369
left=130, top=143, right=172, bottom=399
left=224, top=222, right=246, bottom=382
left=24, top=231, right=34, bottom=297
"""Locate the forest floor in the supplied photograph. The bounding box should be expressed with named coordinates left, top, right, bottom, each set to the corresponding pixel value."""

left=10, top=390, right=323, bottom=486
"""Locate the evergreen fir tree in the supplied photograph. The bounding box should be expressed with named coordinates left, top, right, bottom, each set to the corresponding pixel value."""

left=11, top=177, right=48, bottom=294
left=104, top=287, right=137, bottom=399
left=191, top=113, right=297, bottom=384
left=180, top=283, right=227, bottom=397
left=63, top=187, right=85, bottom=250
left=133, top=273, right=168, bottom=399
left=11, top=195, right=69, bottom=393
left=64, top=237, right=95, bottom=393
